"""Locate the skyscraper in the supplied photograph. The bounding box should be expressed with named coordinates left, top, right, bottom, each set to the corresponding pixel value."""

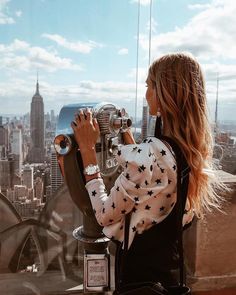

left=28, top=79, right=45, bottom=163
left=50, top=149, right=63, bottom=195
left=22, top=164, right=34, bottom=189
left=0, top=117, right=9, bottom=158
left=11, top=128, right=23, bottom=173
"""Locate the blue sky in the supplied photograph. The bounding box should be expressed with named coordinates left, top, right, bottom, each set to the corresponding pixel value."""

left=0, top=0, right=236, bottom=122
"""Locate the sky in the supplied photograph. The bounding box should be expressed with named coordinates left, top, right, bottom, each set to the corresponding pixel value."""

left=0, top=0, right=236, bottom=122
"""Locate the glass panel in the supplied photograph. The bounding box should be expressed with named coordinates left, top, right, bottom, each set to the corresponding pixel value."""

left=0, top=1, right=235, bottom=294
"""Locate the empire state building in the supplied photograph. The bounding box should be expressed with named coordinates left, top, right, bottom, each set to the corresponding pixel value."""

left=28, top=80, right=45, bottom=163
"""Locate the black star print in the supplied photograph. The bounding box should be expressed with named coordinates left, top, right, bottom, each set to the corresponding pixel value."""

left=145, top=204, right=151, bottom=210
left=173, top=165, right=176, bottom=171
left=134, top=197, right=139, bottom=202
left=152, top=220, right=157, bottom=225
left=148, top=190, right=153, bottom=196
left=132, top=226, right=137, bottom=232
left=139, top=165, right=146, bottom=172
left=135, top=184, right=140, bottom=189
left=125, top=161, right=129, bottom=168
left=156, top=179, right=161, bottom=184
left=121, top=209, right=126, bottom=214
left=125, top=173, right=130, bottom=180
left=137, top=148, right=142, bottom=153
left=154, top=158, right=157, bottom=163
left=132, top=207, right=137, bottom=213
left=142, top=220, right=145, bottom=224
left=160, top=149, right=166, bottom=156
left=132, top=146, right=138, bottom=151
left=92, top=190, right=97, bottom=196
left=148, top=152, right=152, bottom=157
left=143, top=139, right=148, bottom=143
left=166, top=194, right=171, bottom=198
left=184, top=209, right=188, bottom=214
left=93, top=209, right=96, bottom=214
left=109, top=219, right=114, bottom=223
left=150, top=165, right=153, bottom=171
left=168, top=179, right=172, bottom=184
left=111, top=202, right=116, bottom=209
left=160, top=168, right=165, bottom=173
left=116, top=186, right=120, bottom=191
left=145, top=180, right=149, bottom=185
left=123, top=198, right=127, bottom=202
left=148, top=139, right=153, bottom=143
left=160, top=206, right=165, bottom=211
left=117, top=150, right=121, bottom=156
left=102, top=207, right=105, bottom=213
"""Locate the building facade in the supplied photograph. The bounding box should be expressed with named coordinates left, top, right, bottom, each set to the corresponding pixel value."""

left=28, top=80, right=45, bottom=163
left=50, top=149, right=63, bottom=195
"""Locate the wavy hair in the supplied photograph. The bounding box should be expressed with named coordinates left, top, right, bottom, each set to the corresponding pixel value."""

left=148, top=52, right=224, bottom=216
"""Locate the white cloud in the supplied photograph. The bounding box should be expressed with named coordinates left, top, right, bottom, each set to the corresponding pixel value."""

left=0, top=0, right=14, bottom=24
left=118, top=48, right=129, bottom=55
left=15, top=10, right=22, bottom=17
left=146, top=17, right=158, bottom=34
left=0, top=0, right=22, bottom=24
left=140, top=0, right=236, bottom=61
left=188, top=4, right=211, bottom=10
left=0, top=77, right=144, bottom=117
left=42, top=33, right=103, bottom=54
left=202, top=63, right=236, bottom=81
left=0, top=39, right=83, bottom=72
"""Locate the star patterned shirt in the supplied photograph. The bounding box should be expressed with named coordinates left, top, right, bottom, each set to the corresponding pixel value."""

left=85, top=136, right=194, bottom=249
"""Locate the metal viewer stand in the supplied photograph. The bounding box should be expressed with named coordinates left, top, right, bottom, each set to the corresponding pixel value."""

left=54, top=102, right=131, bottom=293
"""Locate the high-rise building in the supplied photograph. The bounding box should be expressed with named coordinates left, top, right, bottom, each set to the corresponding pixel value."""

left=50, top=149, right=63, bottom=195
left=0, top=157, right=15, bottom=194
left=11, top=128, right=23, bottom=173
left=0, top=159, right=11, bottom=193
left=0, top=118, right=9, bottom=158
left=22, top=164, right=34, bottom=189
left=50, top=110, right=55, bottom=123
left=28, top=80, right=45, bottom=163
left=141, top=104, right=149, bottom=140
left=34, top=177, right=43, bottom=202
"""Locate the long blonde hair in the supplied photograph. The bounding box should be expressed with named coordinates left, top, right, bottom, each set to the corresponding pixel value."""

left=148, top=52, right=223, bottom=216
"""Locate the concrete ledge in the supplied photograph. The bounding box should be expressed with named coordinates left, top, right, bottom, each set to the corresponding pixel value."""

left=184, top=182, right=236, bottom=293
left=188, top=273, right=236, bottom=292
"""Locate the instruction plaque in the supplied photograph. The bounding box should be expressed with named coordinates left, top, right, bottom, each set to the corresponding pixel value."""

left=84, top=253, right=110, bottom=292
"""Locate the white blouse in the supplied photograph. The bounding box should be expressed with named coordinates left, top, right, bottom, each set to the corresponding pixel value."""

left=85, top=136, right=194, bottom=248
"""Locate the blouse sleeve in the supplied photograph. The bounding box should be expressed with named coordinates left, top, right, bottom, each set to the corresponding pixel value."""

left=85, top=138, right=180, bottom=244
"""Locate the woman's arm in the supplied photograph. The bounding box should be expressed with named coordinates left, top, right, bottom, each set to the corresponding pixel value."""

left=71, top=108, right=100, bottom=183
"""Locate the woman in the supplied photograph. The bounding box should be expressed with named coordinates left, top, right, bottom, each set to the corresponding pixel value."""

left=71, top=52, right=222, bottom=291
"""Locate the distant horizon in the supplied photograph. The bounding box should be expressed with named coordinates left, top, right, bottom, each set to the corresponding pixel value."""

left=1, top=111, right=236, bottom=125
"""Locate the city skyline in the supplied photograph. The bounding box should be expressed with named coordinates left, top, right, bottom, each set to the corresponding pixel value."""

left=0, top=0, right=236, bottom=122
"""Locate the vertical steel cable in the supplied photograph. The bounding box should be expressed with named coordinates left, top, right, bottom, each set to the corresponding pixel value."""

left=134, top=0, right=140, bottom=137
left=148, top=0, right=153, bottom=66
left=141, top=0, right=152, bottom=140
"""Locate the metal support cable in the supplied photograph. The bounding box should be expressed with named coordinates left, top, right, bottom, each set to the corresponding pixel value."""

left=148, top=0, right=153, bottom=66
left=134, top=0, right=140, bottom=137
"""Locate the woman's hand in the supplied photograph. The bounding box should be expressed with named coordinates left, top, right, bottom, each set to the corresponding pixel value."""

left=122, top=129, right=136, bottom=145
left=71, top=108, right=100, bottom=152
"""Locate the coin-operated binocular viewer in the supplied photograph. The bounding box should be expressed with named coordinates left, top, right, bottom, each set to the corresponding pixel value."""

left=54, top=102, right=132, bottom=293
